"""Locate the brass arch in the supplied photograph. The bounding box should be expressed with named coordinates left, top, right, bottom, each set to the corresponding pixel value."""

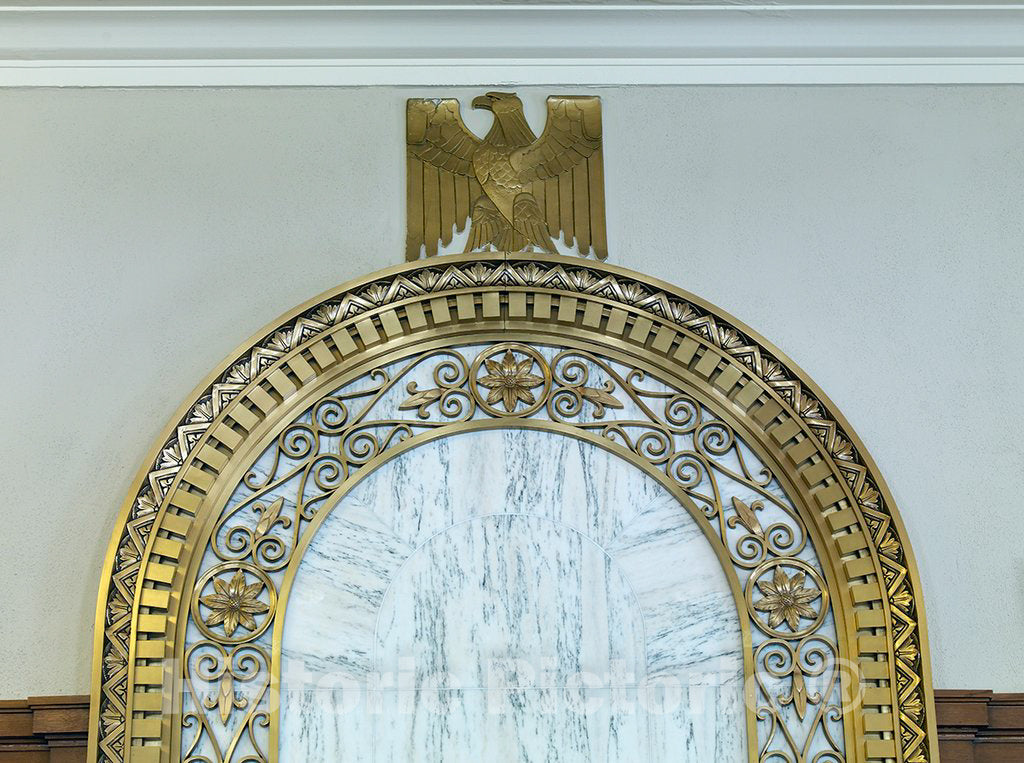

left=89, top=253, right=937, bottom=763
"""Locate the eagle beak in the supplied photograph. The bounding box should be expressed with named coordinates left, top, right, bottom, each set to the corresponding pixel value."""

left=471, top=95, right=493, bottom=111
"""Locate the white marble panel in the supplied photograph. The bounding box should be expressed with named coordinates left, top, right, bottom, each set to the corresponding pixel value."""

left=606, top=494, right=743, bottom=679
left=283, top=685, right=745, bottom=763
left=376, top=513, right=645, bottom=688
left=280, top=428, right=747, bottom=761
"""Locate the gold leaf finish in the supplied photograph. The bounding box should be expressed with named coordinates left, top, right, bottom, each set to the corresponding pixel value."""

left=199, top=570, right=270, bottom=638
left=90, top=253, right=938, bottom=763
left=754, top=567, right=821, bottom=631
left=729, top=496, right=765, bottom=538
left=477, top=349, right=545, bottom=412
left=253, top=497, right=285, bottom=541
left=407, top=93, right=607, bottom=259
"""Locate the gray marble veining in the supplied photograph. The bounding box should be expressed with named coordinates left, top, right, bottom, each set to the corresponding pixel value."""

left=280, top=429, right=747, bottom=761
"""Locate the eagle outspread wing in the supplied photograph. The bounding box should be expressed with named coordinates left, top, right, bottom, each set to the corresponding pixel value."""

left=406, top=99, right=484, bottom=260
left=512, top=96, right=607, bottom=260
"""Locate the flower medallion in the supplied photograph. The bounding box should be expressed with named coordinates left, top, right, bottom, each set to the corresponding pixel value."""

left=754, top=567, right=820, bottom=631
left=191, top=564, right=277, bottom=643
left=746, top=558, right=829, bottom=639
left=469, top=343, right=551, bottom=417
left=200, top=569, right=269, bottom=637
left=479, top=350, right=545, bottom=412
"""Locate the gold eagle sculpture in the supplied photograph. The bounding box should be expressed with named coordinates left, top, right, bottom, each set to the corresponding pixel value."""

left=406, top=92, right=606, bottom=260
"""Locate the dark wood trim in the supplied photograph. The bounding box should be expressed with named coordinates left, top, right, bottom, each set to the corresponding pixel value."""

left=0, top=697, right=87, bottom=762
left=936, top=690, right=1024, bottom=762
left=0, top=691, right=1021, bottom=760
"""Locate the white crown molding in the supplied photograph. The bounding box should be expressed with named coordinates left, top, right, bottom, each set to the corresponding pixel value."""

left=3, top=2, right=1024, bottom=86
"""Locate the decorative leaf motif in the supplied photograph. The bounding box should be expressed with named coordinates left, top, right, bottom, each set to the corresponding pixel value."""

left=217, top=672, right=234, bottom=724
left=568, top=269, right=598, bottom=290
left=253, top=497, right=287, bottom=540
left=100, top=703, right=123, bottom=732
left=898, top=640, right=920, bottom=665
left=779, top=661, right=821, bottom=721
left=728, top=496, right=765, bottom=538
left=878, top=534, right=902, bottom=559
left=117, top=545, right=141, bottom=565
left=832, top=435, right=855, bottom=461
left=203, top=672, right=249, bottom=725
left=265, top=330, right=293, bottom=353
left=466, top=262, right=493, bottom=282
left=719, top=327, right=745, bottom=349
left=102, top=649, right=125, bottom=676
left=361, top=283, right=390, bottom=304
left=754, top=567, right=821, bottom=631
left=135, top=491, right=159, bottom=516
left=309, top=302, right=340, bottom=325
left=578, top=381, right=623, bottom=418
left=412, top=268, right=442, bottom=290
left=158, top=441, right=184, bottom=469
left=399, top=382, right=444, bottom=418
left=106, top=595, right=130, bottom=623
left=858, top=483, right=880, bottom=507
left=670, top=300, right=698, bottom=323
left=902, top=691, right=924, bottom=721
left=891, top=586, right=913, bottom=612
left=518, top=263, right=545, bottom=283
left=189, top=399, right=215, bottom=423
left=788, top=662, right=806, bottom=720
left=224, top=360, right=252, bottom=385
left=799, top=394, right=824, bottom=419
left=762, top=358, right=787, bottom=382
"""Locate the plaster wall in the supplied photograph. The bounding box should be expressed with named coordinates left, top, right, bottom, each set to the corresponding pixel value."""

left=0, top=85, right=1021, bottom=696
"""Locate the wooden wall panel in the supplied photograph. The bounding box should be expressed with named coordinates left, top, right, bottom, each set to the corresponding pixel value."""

left=0, top=697, right=87, bottom=763
left=936, top=690, right=1024, bottom=763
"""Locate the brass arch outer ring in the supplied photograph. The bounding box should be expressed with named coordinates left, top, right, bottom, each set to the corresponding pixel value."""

left=88, top=253, right=937, bottom=763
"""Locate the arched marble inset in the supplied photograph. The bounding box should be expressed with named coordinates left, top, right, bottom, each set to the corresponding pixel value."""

left=280, top=429, right=747, bottom=761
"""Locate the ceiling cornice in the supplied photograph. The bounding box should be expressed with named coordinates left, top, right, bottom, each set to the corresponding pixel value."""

left=3, top=2, right=1024, bottom=86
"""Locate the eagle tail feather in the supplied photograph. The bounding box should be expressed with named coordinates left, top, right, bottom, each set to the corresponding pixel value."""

left=512, top=193, right=557, bottom=254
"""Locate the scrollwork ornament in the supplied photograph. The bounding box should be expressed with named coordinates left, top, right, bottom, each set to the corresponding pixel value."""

left=166, top=342, right=850, bottom=762
left=755, top=635, right=844, bottom=763
left=170, top=342, right=849, bottom=761
left=184, top=641, right=271, bottom=763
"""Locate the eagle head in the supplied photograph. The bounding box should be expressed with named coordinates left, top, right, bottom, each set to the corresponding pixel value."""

left=471, top=91, right=523, bottom=115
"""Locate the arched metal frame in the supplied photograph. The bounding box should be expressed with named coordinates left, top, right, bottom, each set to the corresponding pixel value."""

left=89, top=253, right=938, bottom=763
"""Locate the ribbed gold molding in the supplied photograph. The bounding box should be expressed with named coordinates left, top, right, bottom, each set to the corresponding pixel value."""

left=88, top=253, right=937, bottom=763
